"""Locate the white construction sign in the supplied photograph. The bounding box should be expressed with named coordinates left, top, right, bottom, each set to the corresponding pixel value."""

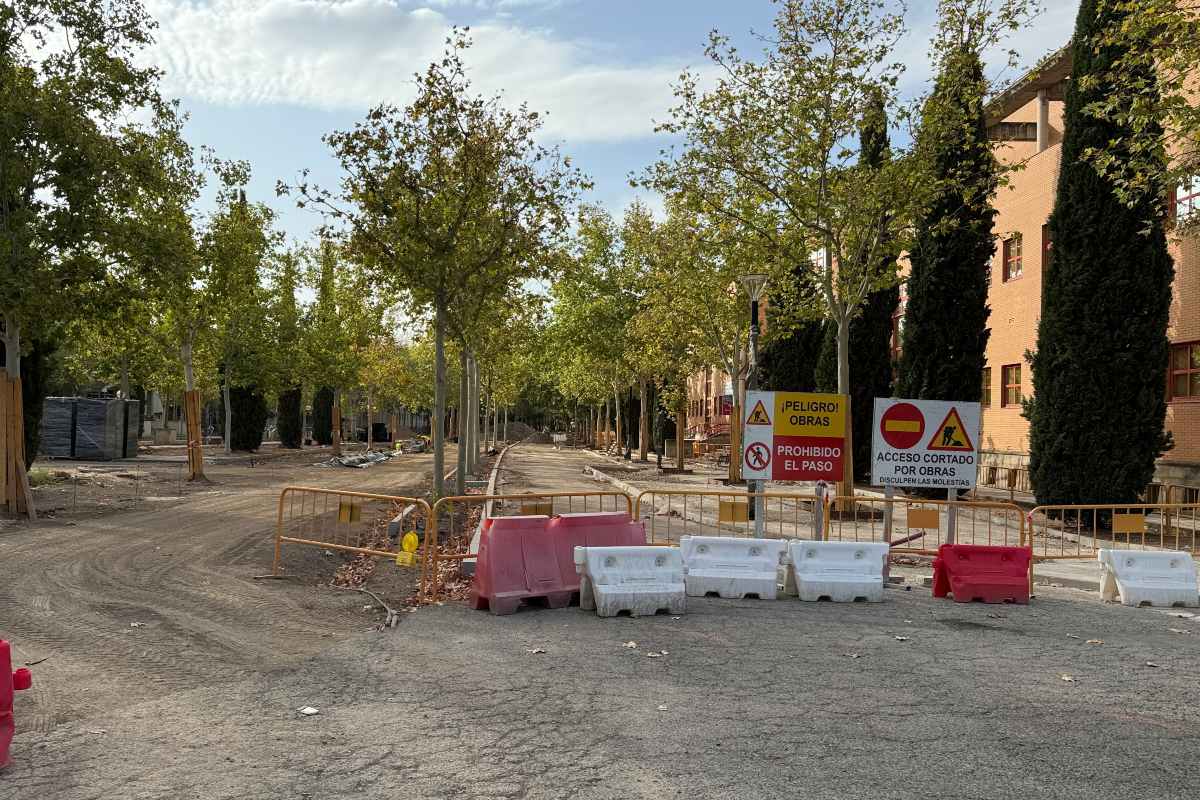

left=871, top=398, right=981, bottom=490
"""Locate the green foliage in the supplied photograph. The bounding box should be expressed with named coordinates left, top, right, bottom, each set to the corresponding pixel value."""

left=757, top=319, right=824, bottom=393
left=228, top=385, right=269, bottom=452
left=1028, top=0, right=1174, bottom=505
left=277, top=388, right=303, bottom=449
left=1083, top=0, right=1198, bottom=223
left=897, top=45, right=995, bottom=403
left=312, top=386, right=334, bottom=446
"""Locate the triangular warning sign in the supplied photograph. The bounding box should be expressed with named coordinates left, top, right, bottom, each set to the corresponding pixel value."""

left=926, top=408, right=975, bottom=452
left=746, top=400, right=772, bottom=426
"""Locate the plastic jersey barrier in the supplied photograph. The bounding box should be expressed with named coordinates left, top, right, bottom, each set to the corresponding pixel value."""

left=933, top=544, right=1031, bottom=604
left=786, top=541, right=889, bottom=602
left=469, top=515, right=563, bottom=615
left=1, top=639, right=33, bottom=770
left=680, top=536, right=788, bottom=600
left=574, top=546, right=686, bottom=618
left=1097, top=549, right=1199, bottom=608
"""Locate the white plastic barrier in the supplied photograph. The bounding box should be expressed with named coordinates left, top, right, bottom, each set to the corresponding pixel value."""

left=680, top=536, right=788, bottom=600
left=574, top=546, right=686, bottom=618
left=787, top=541, right=889, bottom=603
left=1097, top=549, right=1199, bottom=608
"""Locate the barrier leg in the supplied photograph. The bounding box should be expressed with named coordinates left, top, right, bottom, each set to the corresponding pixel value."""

left=579, top=575, right=596, bottom=611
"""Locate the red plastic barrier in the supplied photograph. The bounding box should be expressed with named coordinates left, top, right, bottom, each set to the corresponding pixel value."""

left=1, top=639, right=33, bottom=770
left=933, top=544, right=1031, bottom=604
left=469, top=512, right=646, bottom=615
left=547, top=512, right=645, bottom=593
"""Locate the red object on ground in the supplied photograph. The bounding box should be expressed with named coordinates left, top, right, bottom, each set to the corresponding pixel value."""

left=932, top=544, right=1031, bottom=604
left=469, top=512, right=646, bottom=615
left=1, top=639, right=32, bottom=770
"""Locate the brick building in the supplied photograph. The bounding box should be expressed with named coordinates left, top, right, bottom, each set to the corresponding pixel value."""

left=942, top=46, right=1200, bottom=484
left=687, top=44, right=1200, bottom=486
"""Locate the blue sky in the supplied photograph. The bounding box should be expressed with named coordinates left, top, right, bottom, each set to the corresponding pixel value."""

left=148, top=0, right=1079, bottom=243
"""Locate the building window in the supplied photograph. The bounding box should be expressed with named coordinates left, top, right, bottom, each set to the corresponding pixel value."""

left=1003, top=234, right=1023, bottom=282
left=1002, top=364, right=1022, bottom=407
left=1169, top=342, right=1200, bottom=400
left=1175, top=177, right=1200, bottom=222
left=981, top=367, right=992, bottom=409
left=988, top=121, right=1037, bottom=142
left=1041, top=223, right=1052, bottom=267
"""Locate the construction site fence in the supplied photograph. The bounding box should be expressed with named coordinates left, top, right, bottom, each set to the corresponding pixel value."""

left=273, top=486, right=432, bottom=576
left=424, top=491, right=634, bottom=600
left=1026, top=503, right=1200, bottom=560
left=633, top=490, right=1026, bottom=556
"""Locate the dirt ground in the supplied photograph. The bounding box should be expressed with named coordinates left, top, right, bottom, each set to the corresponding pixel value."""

left=1, top=447, right=447, bottom=740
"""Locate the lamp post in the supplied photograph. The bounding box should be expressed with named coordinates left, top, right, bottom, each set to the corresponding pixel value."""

left=739, top=273, right=768, bottom=537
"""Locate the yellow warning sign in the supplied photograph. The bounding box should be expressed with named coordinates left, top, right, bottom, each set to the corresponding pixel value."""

left=746, top=399, right=772, bottom=426
left=926, top=408, right=975, bottom=452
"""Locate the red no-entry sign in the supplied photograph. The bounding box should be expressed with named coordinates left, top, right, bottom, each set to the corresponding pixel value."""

left=879, top=402, right=925, bottom=450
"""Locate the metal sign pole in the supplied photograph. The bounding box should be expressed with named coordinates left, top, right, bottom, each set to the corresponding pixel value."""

left=946, top=487, right=958, bottom=544
left=882, top=485, right=895, bottom=543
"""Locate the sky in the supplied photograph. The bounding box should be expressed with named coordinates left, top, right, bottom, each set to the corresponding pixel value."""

left=142, top=0, right=1081, bottom=243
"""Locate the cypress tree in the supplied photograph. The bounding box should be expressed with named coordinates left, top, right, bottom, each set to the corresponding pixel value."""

left=757, top=318, right=824, bottom=392
left=897, top=46, right=995, bottom=403
left=277, top=387, right=303, bottom=448
left=312, top=386, right=334, bottom=446
left=229, top=385, right=269, bottom=451
left=814, top=323, right=838, bottom=393
left=1028, top=0, right=1173, bottom=505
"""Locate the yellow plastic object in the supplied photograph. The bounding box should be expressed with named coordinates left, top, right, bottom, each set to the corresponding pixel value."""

left=401, top=532, right=420, bottom=552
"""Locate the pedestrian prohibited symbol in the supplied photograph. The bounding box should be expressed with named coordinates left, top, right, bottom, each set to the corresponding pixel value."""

left=745, top=442, right=771, bottom=471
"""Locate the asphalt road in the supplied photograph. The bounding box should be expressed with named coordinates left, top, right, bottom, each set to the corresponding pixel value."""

left=5, top=582, right=1200, bottom=799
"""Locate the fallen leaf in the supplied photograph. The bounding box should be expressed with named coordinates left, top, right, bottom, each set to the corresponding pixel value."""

left=656, top=704, right=668, bottom=711
left=671, top=617, right=681, bottom=621
left=659, top=650, right=669, bottom=656
left=1145, top=661, right=1165, bottom=669
left=1060, top=675, right=1076, bottom=683
left=1066, top=634, right=1081, bottom=639
left=646, top=652, right=664, bottom=659
left=894, top=636, right=910, bottom=642
left=842, top=653, right=862, bottom=659
left=298, top=706, right=320, bottom=716
left=526, top=648, right=546, bottom=655
left=1086, top=639, right=1104, bottom=645
left=86, top=729, right=107, bottom=735
left=987, top=613, right=1007, bottom=620
left=129, top=622, right=145, bottom=628
left=1168, top=628, right=1190, bottom=634
left=623, top=641, right=638, bottom=649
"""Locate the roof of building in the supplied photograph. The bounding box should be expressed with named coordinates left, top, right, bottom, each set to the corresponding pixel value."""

left=985, top=45, right=1071, bottom=126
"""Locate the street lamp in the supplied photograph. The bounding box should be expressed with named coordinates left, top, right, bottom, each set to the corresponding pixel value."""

left=739, top=273, right=768, bottom=536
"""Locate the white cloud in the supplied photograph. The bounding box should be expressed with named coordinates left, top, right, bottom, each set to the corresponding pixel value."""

left=145, top=0, right=690, bottom=142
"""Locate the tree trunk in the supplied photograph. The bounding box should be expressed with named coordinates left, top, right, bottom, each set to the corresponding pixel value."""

left=223, top=380, right=232, bottom=455
left=502, top=406, right=508, bottom=444
left=613, top=387, right=622, bottom=455
left=456, top=347, right=468, bottom=496
left=2, top=315, right=35, bottom=518
left=433, top=304, right=447, bottom=498
left=331, top=387, right=342, bottom=456
left=676, top=406, right=686, bottom=470
left=601, top=400, right=609, bottom=450
left=366, top=391, right=374, bottom=451
left=180, top=338, right=205, bottom=481
left=729, top=379, right=741, bottom=482
left=836, top=314, right=854, bottom=501
left=119, top=355, right=130, bottom=399
left=638, top=379, right=649, bottom=461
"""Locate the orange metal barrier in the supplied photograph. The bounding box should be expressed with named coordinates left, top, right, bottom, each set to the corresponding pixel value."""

left=272, top=486, right=432, bottom=576
left=1027, top=503, right=1200, bottom=560
left=634, top=489, right=822, bottom=543
left=423, top=491, right=634, bottom=601
left=824, top=496, right=1027, bottom=555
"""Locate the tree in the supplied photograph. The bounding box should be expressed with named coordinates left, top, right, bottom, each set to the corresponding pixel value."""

left=649, top=0, right=920, bottom=488
left=270, top=248, right=305, bottom=448
left=1, top=0, right=161, bottom=509
left=1028, top=0, right=1174, bottom=506
left=1081, top=0, right=1200, bottom=224
left=896, top=46, right=996, bottom=405
left=285, top=30, right=584, bottom=497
